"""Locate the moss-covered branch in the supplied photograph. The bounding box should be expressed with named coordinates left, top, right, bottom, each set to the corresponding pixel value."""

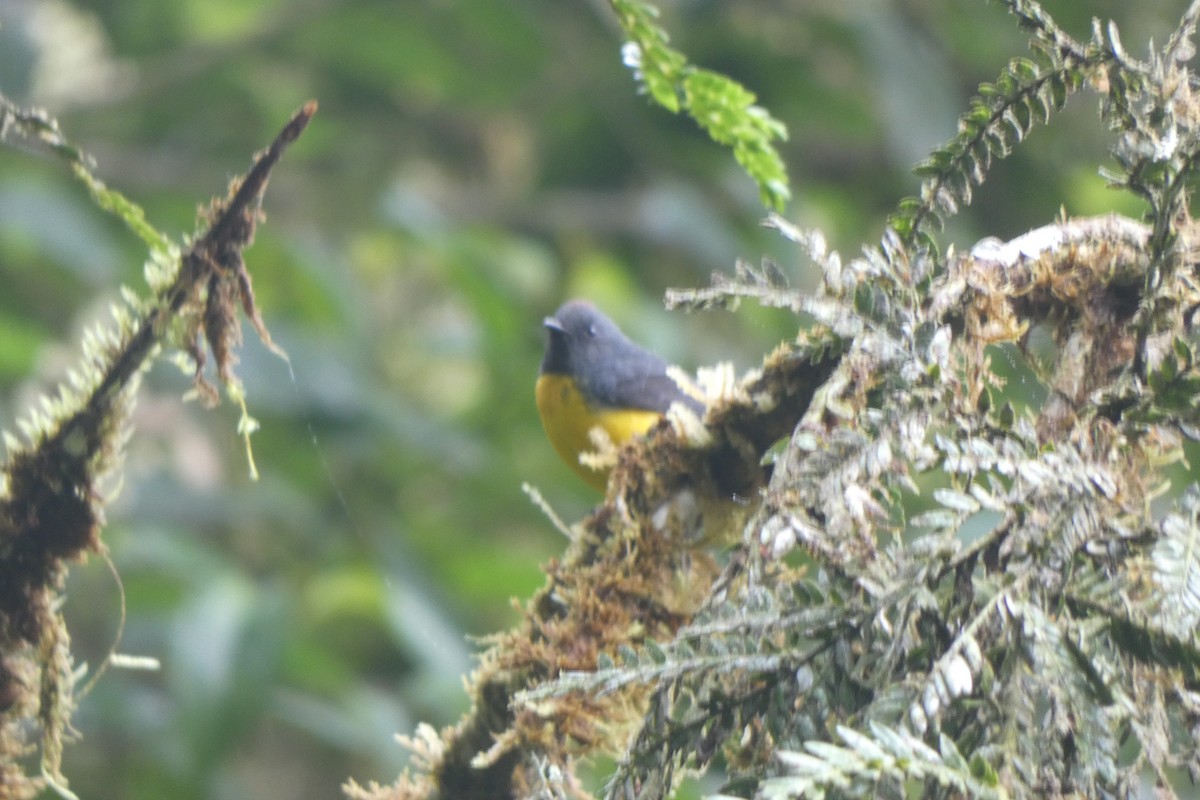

left=0, top=99, right=314, bottom=799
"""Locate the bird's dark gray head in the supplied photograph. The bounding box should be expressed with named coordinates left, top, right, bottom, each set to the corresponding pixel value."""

left=539, top=300, right=698, bottom=414
left=540, top=300, right=630, bottom=377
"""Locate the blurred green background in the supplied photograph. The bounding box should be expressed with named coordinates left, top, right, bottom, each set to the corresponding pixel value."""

left=0, top=1, right=1179, bottom=798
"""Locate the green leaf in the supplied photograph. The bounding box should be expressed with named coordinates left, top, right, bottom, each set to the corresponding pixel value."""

left=609, top=0, right=790, bottom=210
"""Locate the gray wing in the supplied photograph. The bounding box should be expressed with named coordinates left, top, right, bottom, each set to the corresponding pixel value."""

left=587, top=354, right=703, bottom=414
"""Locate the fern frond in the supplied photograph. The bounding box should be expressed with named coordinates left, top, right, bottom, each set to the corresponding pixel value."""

left=999, top=0, right=1091, bottom=62
left=522, top=646, right=821, bottom=705
left=1007, top=601, right=1124, bottom=793
left=761, top=723, right=1003, bottom=800
left=1151, top=489, right=1200, bottom=634
left=890, top=51, right=1086, bottom=250
left=521, top=582, right=848, bottom=722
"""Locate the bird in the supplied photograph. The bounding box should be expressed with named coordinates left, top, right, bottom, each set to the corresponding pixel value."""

left=536, top=300, right=703, bottom=489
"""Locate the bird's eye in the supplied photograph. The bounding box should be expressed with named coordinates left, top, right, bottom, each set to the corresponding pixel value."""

left=586, top=324, right=597, bottom=338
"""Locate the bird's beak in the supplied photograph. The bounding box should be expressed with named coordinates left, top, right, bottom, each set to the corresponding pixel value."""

left=544, top=316, right=564, bottom=333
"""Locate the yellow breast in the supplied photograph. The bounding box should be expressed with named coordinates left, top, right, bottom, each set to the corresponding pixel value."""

left=535, top=373, right=664, bottom=489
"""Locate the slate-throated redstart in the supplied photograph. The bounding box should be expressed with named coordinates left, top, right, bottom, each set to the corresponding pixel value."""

left=536, top=300, right=703, bottom=489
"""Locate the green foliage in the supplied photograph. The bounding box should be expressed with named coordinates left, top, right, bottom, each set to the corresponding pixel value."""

left=73, top=165, right=174, bottom=256
left=611, top=0, right=790, bottom=211
left=0, top=95, right=172, bottom=256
